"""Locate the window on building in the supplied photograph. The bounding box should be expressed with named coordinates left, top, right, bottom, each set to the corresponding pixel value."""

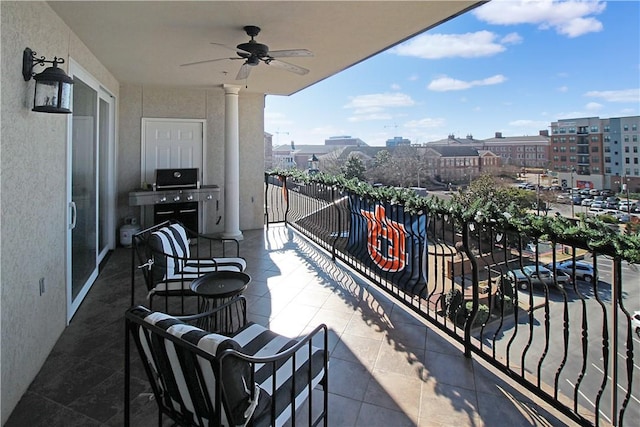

left=560, top=146, right=567, bottom=152
left=624, top=136, right=629, bottom=142
left=625, top=146, right=630, bottom=153
left=604, top=125, right=610, bottom=132
left=626, top=158, right=630, bottom=164
left=591, top=146, right=599, bottom=152
left=568, top=127, right=576, bottom=133
left=605, top=167, right=611, bottom=173
left=553, top=156, right=559, bottom=162
left=604, top=136, right=610, bottom=142
left=569, top=136, right=576, bottom=142
left=634, top=146, right=638, bottom=153
left=626, top=167, right=631, bottom=175
left=560, top=156, right=567, bottom=162
left=604, top=146, right=610, bottom=153
left=591, top=136, right=599, bottom=142
left=632, top=124, right=637, bottom=131
left=590, top=126, right=599, bottom=132
left=624, top=124, right=629, bottom=131
left=634, top=135, right=638, bottom=142
left=569, top=146, right=576, bottom=152
left=559, top=128, right=566, bottom=134
left=635, top=158, right=639, bottom=164
left=605, top=157, right=611, bottom=163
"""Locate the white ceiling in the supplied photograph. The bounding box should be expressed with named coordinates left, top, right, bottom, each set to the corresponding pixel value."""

left=49, top=1, right=483, bottom=96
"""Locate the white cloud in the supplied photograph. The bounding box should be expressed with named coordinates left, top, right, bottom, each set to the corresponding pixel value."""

left=501, top=32, right=523, bottom=44
left=264, top=110, right=293, bottom=128
left=404, top=117, right=446, bottom=128
left=390, top=31, right=510, bottom=59
left=390, top=83, right=401, bottom=91
left=557, top=85, right=569, bottom=93
left=473, top=0, right=605, bottom=38
left=585, top=102, right=603, bottom=111
left=344, top=92, right=415, bottom=122
left=584, top=88, right=640, bottom=103
left=427, top=74, right=507, bottom=92
left=408, top=74, right=420, bottom=81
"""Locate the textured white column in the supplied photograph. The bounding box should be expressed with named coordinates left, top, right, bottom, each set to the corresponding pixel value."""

left=222, top=84, right=243, bottom=239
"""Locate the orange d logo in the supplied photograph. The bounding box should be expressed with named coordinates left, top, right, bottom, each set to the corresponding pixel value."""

left=361, top=204, right=407, bottom=272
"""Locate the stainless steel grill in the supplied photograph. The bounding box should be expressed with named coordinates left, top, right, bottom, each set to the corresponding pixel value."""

left=128, top=168, right=220, bottom=233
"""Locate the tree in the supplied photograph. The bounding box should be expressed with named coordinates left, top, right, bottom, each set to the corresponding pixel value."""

left=341, top=153, right=367, bottom=181
left=368, top=150, right=392, bottom=184
left=452, top=174, right=536, bottom=215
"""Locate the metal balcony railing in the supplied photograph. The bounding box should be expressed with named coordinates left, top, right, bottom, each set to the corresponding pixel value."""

left=264, top=173, right=639, bottom=427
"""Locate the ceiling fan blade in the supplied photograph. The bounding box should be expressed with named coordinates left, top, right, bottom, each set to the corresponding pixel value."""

left=268, top=49, right=313, bottom=58
left=236, top=63, right=251, bottom=80
left=180, top=57, right=238, bottom=67
left=267, top=59, right=310, bottom=76
left=210, top=42, right=243, bottom=53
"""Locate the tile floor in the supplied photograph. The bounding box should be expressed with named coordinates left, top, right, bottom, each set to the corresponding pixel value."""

left=5, top=225, right=578, bottom=426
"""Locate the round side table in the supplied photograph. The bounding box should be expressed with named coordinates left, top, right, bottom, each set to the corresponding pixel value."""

left=190, top=271, right=251, bottom=332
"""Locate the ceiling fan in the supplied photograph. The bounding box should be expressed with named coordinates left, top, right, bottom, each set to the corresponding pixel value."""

left=181, top=25, right=313, bottom=80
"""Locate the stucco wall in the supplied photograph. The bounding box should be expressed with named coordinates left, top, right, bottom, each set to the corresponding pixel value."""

left=117, top=85, right=265, bottom=234
left=0, top=2, right=118, bottom=423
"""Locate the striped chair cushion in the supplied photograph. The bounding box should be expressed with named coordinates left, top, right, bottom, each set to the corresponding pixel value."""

left=231, top=323, right=327, bottom=427
left=130, top=307, right=264, bottom=426
left=148, top=224, right=246, bottom=284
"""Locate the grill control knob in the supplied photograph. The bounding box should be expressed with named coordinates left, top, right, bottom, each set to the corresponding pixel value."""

left=173, top=196, right=181, bottom=202
left=206, top=194, right=213, bottom=200
left=159, top=196, right=167, bottom=203
left=186, top=195, right=194, bottom=201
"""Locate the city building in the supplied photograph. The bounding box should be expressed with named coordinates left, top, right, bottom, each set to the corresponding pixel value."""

left=482, top=131, right=550, bottom=169
left=386, top=136, right=411, bottom=147
left=550, top=116, right=640, bottom=191
left=324, top=135, right=368, bottom=146
left=264, top=132, right=273, bottom=170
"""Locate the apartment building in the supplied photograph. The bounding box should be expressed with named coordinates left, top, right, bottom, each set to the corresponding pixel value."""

left=549, top=116, right=640, bottom=191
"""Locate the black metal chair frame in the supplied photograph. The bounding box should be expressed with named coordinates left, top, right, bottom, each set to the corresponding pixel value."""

left=124, top=296, right=329, bottom=427
left=131, top=220, right=245, bottom=313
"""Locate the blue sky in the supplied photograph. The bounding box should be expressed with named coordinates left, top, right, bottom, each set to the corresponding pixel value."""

left=265, top=0, right=640, bottom=147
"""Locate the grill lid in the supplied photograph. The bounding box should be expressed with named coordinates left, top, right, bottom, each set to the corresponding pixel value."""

left=155, top=168, right=199, bottom=189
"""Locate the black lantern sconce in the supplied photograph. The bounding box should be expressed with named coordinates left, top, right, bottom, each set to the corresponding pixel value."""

left=22, top=47, right=74, bottom=114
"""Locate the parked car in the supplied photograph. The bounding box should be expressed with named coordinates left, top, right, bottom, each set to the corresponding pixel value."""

left=632, top=311, right=640, bottom=338
left=590, top=201, right=605, bottom=209
left=618, top=200, right=635, bottom=212
left=589, top=188, right=601, bottom=196
left=504, top=265, right=571, bottom=290
left=604, top=197, right=620, bottom=209
left=581, top=198, right=594, bottom=206
left=600, top=189, right=615, bottom=197
left=545, top=260, right=598, bottom=283
left=572, top=196, right=583, bottom=205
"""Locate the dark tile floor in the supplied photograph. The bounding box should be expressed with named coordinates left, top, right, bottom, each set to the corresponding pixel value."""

left=6, top=225, right=577, bottom=426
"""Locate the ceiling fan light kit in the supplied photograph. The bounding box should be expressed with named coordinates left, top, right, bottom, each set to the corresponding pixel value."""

left=181, top=25, right=312, bottom=80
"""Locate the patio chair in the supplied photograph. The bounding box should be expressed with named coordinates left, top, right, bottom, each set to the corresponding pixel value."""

left=131, top=220, right=247, bottom=313
left=124, top=296, right=329, bottom=427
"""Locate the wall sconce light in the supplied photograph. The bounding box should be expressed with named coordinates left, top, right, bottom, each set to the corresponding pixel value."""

left=22, top=47, right=74, bottom=114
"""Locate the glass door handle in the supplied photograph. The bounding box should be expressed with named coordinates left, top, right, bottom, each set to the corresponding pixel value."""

left=69, top=201, right=77, bottom=230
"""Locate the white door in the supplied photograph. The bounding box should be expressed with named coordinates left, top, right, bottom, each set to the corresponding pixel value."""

left=141, top=119, right=205, bottom=185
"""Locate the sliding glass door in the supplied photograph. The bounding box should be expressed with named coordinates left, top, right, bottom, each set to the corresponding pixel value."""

left=67, top=62, right=115, bottom=321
